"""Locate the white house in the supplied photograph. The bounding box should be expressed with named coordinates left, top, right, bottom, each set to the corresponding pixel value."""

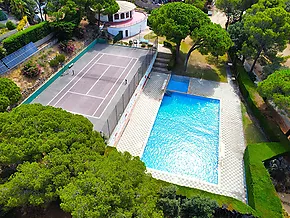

left=97, top=1, right=147, bottom=38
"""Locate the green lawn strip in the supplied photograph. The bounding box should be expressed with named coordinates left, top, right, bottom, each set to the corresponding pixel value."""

left=241, top=103, right=267, bottom=144
left=244, top=142, right=290, bottom=218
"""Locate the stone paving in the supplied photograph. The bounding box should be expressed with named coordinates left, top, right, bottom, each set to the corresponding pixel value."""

left=115, top=72, right=247, bottom=202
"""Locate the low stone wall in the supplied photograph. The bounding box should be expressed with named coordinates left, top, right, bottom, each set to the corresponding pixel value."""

left=0, top=29, right=17, bottom=42
left=34, top=33, right=55, bottom=47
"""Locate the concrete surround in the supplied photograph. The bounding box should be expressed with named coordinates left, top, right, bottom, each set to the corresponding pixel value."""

left=114, top=72, right=247, bottom=202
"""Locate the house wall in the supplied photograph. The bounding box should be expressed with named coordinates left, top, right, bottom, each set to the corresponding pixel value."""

left=108, top=18, right=147, bottom=38
left=99, top=10, right=134, bottom=23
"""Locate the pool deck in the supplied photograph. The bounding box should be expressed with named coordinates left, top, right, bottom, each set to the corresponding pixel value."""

left=114, top=71, right=247, bottom=202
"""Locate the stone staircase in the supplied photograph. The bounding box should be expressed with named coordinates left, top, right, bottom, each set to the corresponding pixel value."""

left=152, top=52, right=172, bottom=74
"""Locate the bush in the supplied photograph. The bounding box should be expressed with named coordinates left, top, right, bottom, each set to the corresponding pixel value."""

left=141, top=43, right=146, bottom=48
left=0, top=78, right=21, bottom=110
left=129, top=40, right=133, bottom=46
left=55, top=54, right=65, bottom=63
left=17, top=16, right=28, bottom=31
left=0, top=46, right=7, bottom=59
left=3, top=22, right=50, bottom=54
left=22, top=61, right=41, bottom=78
left=6, top=20, right=16, bottom=30
left=0, top=10, right=7, bottom=21
left=50, top=22, right=76, bottom=40
left=59, top=40, right=76, bottom=54
left=49, top=59, right=59, bottom=68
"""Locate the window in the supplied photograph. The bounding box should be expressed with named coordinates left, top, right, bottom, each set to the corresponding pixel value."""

left=130, top=11, right=132, bottom=18
left=126, top=12, right=129, bottom=18
left=114, top=14, right=119, bottom=20
left=121, top=13, right=125, bottom=19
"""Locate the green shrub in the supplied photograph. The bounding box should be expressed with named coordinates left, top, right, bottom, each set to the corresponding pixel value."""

left=22, top=61, right=41, bottom=78
left=0, top=78, right=21, bottom=109
left=244, top=142, right=290, bottom=218
left=0, top=10, right=7, bottom=21
left=3, top=22, right=50, bottom=54
left=50, top=22, right=76, bottom=40
left=55, top=54, right=65, bottom=63
left=141, top=43, right=146, bottom=48
left=49, top=59, right=59, bottom=68
left=5, top=20, right=16, bottom=30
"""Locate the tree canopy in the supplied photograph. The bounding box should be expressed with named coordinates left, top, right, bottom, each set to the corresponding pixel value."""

left=258, top=69, right=290, bottom=115
left=0, top=104, right=165, bottom=217
left=242, top=7, right=290, bottom=73
left=148, top=2, right=210, bottom=57
left=0, top=78, right=21, bottom=112
left=184, top=23, right=233, bottom=71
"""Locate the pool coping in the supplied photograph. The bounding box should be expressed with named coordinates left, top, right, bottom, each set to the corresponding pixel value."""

left=140, top=76, right=222, bottom=187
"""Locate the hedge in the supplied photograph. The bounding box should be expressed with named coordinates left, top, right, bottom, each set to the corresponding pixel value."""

left=244, top=142, right=290, bottom=218
left=2, top=22, right=50, bottom=54
left=235, top=64, right=289, bottom=146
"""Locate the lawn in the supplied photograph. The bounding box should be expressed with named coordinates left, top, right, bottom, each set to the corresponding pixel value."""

left=241, top=103, right=267, bottom=144
left=143, top=32, right=166, bottom=44
left=173, top=38, right=228, bottom=83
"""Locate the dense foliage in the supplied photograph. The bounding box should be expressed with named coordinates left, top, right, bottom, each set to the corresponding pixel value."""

left=5, top=20, right=16, bottom=30
left=157, top=186, right=218, bottom=218
left=258, top=69, right=290, bottom=114
left=22, top=60, right=42, bottom=78
left=0, top=104, right=165, bottom=217
left=0, top=10, right=7, bottom=21
left=2, top=22, right=51, bottom=54
left=50, top=21, right=76, bottom=40
left=149, top=2, right=210, bottom=57
left=0, top=78, right=21, bottom=112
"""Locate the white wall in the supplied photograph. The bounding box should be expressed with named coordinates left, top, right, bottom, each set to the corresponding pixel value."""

left=108, top=18, right=147, bottom=38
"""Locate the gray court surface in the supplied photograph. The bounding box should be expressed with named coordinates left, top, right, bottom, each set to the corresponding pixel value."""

left=32, top=44, right=150, bottom=132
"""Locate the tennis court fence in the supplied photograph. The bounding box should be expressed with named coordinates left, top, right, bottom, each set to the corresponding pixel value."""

left=101, top=45, right=157, bottom=137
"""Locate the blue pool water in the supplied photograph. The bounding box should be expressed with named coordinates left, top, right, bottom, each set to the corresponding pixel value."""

left=141, top=92, right=220, bottom=184
left=167, top=75, right=189, bottom=93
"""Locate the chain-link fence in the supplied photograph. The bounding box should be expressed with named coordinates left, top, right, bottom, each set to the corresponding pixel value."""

left=101, top=45, right=157, bottom=137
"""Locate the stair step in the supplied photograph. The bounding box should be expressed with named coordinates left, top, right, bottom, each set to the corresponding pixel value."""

left=154, top=62, right=168, bottom=68
left=152, top=67, right=171, bottom=74
left=157, top=52, right=172, bottom=59
left=155, top=57, right=170, bottom=64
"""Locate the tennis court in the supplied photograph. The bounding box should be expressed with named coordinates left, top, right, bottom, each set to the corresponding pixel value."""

left=32, top=44, right=154, bottom=135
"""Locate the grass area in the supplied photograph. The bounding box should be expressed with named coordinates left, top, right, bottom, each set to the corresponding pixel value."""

left=244, top=142, right=290, bottom=218
left=143, top=32, right=166, bottom=44
left=176, top=185, right=257, bottom=216
left=241, top=103, right=267, bottom=144
left=172, top=38, right=228, bottom=83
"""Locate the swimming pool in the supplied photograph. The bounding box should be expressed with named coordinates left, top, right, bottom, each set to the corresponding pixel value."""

left=167, top=75, right=189, bottom=93
left=141, top=91, right=220, bottom=184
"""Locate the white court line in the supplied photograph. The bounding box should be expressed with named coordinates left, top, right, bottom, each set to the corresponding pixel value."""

left=85, top=65, right=111, bottom=95
left=63, top=109, right=97, bottom=119
left=95, top=62, right=126, bottom=69
left=94, top=58, right=139, bottom=118
left=68, top=91, right=105, bottom=100
left=102, top=53, right=139, bottom=59
left=52, top=54, right=104, bottom=107
left=47, top=52, right=102, bottom=106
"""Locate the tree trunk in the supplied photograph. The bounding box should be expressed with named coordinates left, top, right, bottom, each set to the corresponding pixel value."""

left=38, top=2, right=44, bottom=22
left=239, top=10, right=244, bottom=22
left=250, top=49, right=262, bottom=73
left=97, top=11, right=101, bottom=28
left=184, top=43, right=199, bottom=72
left=225, top=13, right=230, bottom=30
left=176, top=41, right=180, bottom=59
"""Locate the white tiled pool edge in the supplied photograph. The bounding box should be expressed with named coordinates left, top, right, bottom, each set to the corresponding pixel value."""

left=115, top=73, right=247, bottom=202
